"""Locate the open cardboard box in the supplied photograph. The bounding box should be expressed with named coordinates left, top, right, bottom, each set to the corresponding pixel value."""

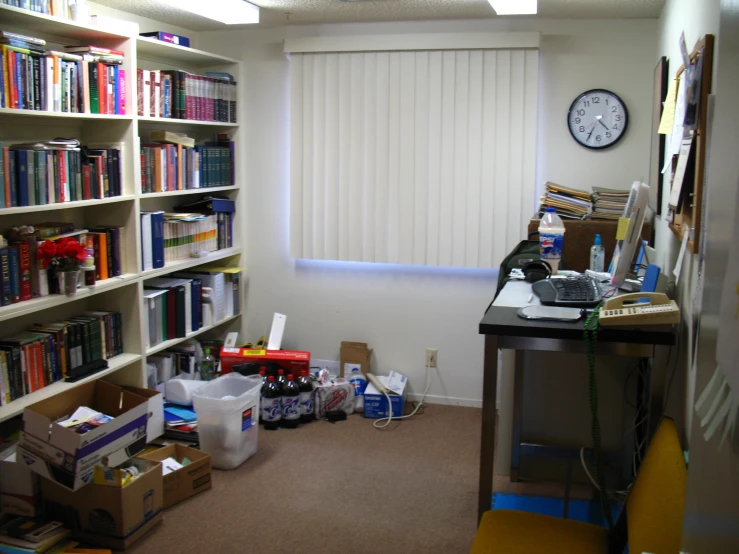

left=0, top=449, right=39, bottom=516
left=18, top=381, right=150, bottom=490
left=41, top=458, right=163, bottom=551
left=137, top=444, right=212, bottom=508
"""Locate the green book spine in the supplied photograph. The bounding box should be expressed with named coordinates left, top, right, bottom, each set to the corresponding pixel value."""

left=90, top=62, right=99, bottom=114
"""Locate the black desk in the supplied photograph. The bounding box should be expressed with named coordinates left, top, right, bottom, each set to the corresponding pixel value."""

left=477, top=300, right=675, bottom=521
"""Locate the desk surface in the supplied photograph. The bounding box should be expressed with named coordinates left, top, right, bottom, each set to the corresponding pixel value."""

left=480, top=280, right=676, bottom=345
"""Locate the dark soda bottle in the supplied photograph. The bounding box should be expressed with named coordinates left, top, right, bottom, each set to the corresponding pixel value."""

left=261, top=376, right=282, bottom=431
left=276, top=369, right=287, bottom=388
left=297, top=370, right=315, bottom=424
left=281, top=374, right=300, bottom=429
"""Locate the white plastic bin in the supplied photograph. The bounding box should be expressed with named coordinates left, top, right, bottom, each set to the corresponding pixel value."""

left=192, top=373, right=262, bottom=470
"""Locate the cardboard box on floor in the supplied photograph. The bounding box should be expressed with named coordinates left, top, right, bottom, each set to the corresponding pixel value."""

left=340, top=341, right=372, bottom=377
left=18, top=381, right=151, bottom=491
left=364, top=373, right=408, bottom=419
left=0, top=450, right=39, bottom=516
left=122, top=386, right=164, bottom=443
left=41, top=458, right=163, bottom=551
left=137, top=444, right=212, bottom=509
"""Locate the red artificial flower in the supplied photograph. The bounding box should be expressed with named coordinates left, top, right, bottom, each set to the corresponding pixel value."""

left=58, top=238, right=87, bottom=263
left=37, top=240, right=58, bottom=262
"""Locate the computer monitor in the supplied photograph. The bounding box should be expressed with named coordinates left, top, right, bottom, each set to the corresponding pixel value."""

left=610, top=181, right=650, bottom=287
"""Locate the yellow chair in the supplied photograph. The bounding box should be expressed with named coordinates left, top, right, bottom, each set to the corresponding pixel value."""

left=471, top=418, right=687, bottom=554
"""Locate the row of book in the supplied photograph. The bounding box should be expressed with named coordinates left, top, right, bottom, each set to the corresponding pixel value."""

left=137, top=69, right=236, bottom=123
left=0, top=140, right=122, bottom=208
left=0, top=224, right=126, bottom=306
left=140, top=133, right=235, bottom=192
left=1, top=0, right=76, bottom=20
left=1, top=33, right=127, bottom=114
left=144, top=267, right=241, bottom=348
left=0, top=310, right=124, bottom=406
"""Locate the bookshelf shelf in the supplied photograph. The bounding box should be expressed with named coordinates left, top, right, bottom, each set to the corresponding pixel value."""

left=139, top=186, right=238, bottom=199
left=136, top=36, right=239, bottom=68
left=0, top=274, right=139, bottom=323
left=0, top=195, right=135, bottom=216
left=140, top=248, right=241, bottom=281
left=137, top=116, right=239, bottom=128
left=0, top=353, right=142, bottom=423
left=0, top=108, right=134, bottom=122
left=146, top=314, right=242, bottom=356
left=0, top=4, right=131, bottom=42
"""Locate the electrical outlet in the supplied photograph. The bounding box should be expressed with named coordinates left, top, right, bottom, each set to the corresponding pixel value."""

left=426, top=348, right=438, bottom=368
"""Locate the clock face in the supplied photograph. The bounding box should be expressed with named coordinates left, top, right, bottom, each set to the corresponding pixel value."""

left=567, top=89, right=628, bottom=149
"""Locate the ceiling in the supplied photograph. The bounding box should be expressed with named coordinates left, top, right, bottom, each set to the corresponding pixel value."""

left=92, top=0, right=665, bottom=31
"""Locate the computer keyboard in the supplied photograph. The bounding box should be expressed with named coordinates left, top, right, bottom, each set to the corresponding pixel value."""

left=532, top=277, right=603, bottom=307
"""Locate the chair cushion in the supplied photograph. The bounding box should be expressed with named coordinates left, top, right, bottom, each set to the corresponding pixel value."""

left=471, top=510, right=609, bottom=554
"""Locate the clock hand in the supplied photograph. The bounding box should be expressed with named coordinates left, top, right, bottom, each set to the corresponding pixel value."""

left=598, top=119, right=609, bottom=131
left=586, top=119, right=596, bottom=142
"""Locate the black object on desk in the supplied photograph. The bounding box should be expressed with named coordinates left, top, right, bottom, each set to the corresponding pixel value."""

left=476, top=285, right=675, bottom=523
left=532, top=276, right=603, bottom=307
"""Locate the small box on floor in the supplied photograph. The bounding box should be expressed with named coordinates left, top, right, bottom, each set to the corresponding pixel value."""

left=40, top=459, right=163, bottom=551
left=220, top=348, right=310, bottom=377
left=0, top=447, right=39, bottom=516
left=137, top=444, right=212, bottom=509
left=18, top=381, right=151, bottom=490
left=340, top=341, right=372, bottom=377
left=363, top=373, right=408, bottom=419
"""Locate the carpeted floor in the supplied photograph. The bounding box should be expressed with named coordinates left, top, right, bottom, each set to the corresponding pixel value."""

left=128, top=405, right=483, bottom=554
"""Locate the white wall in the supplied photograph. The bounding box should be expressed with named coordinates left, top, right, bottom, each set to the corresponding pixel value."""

left=197, top=18, right=657, bottom=407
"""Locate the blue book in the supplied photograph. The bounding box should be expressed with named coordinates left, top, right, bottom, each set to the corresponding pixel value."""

left=15, top=52, right=23, bottom=110
left=16, top=150, right=28, bottom=207
left=151, top=211, right=165, bottom=269
left=8, top=244, right=20, bottom=303
left=0, top=245, right=10, bottom=306
left=191, top=278, right=201, bottom=331
left=163, top=77, right=170, bottom=118
left=0, top=51, right=4, bottom=108
left=113, top=64, right=120, bottom=114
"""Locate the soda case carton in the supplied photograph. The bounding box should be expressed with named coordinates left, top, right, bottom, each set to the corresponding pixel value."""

left=0, top=450, right=39, bottom=516
left=41, top=458, right=163, bottom=551
left=18, top=381, right=152, bottom=490
left=137, top=444, right=212, bottom=508
left=220, top=348, right=310, bottom=377
left=363, top=372, right=408, bottom=419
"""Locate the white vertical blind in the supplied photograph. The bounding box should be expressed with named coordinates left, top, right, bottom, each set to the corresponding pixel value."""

left=290, top=48, right=538, bottom=268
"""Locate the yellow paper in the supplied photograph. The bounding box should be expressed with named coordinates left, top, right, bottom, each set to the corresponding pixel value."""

left=658, top=78, right=678, bottom=134
left=616, top=217, right=630, bottom=240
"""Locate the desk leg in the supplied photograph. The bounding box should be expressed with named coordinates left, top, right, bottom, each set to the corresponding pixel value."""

left=510, top=350, right=524, bottom=482
left=478, top=334, right=499, bottom=523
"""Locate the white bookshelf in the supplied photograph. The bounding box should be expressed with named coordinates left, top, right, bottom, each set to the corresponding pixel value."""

left=0, top=7, right=245, bottom=422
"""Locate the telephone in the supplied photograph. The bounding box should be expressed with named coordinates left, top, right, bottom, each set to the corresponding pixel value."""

left=599, top=292, right=680, bottom=326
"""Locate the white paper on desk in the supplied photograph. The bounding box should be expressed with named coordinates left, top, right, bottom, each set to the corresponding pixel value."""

left=492, top=281, right=541, bottom=308
left=669, top=137, right=694, bottom=207
left=673, top=230, right=690, bottom=285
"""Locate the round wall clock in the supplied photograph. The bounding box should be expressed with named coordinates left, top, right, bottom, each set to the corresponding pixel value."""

left=567, top=89, right=628, bottom=149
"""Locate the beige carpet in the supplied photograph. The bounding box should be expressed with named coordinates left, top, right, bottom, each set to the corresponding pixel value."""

left=128, top=405, right=481, bottom=554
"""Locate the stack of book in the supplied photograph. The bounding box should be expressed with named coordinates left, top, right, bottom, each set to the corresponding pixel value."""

left=137, top=69, right=236, bottom=122
left=0, top=513, right=74, bottom=554
left=0, top=224, right=126, bottom=306
left=538, top=181, right=592, bottom=220
left=1, top=0, right=77, bottom=20
left=590, top=186, right=630, bottom=220
left=0, top=32, right=127, bottom=114
left=140, top=132, right=235, bottom=192
left=0, top=140, right=123, bottom=208
left=0, top=310, right=123, bottom=406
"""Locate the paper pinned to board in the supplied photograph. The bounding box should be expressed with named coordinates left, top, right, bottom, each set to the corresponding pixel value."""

left=615, top=217, right=630, bottom=240
left=668, top=77, right=688, bottom=157
left=673, top=230, right=690, bottom=285
left=669, top=137, right=694, bottom=207
left=679, top=31, right=691, bottom=72
left=658, top=78, right=678, bottom=134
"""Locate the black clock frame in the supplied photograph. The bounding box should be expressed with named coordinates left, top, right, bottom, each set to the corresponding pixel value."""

left=567, top=88, right=629, bottom=150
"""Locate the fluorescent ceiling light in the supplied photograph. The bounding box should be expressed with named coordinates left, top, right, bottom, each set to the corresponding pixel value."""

left=488, top=0, right=537, bottom=15
left=166, top=0, right=260, bottom=25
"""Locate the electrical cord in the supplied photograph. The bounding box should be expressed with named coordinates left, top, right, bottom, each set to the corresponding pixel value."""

left=374, top=364, right=432, bottom=430
left=584, top=304, right=614, bottom=529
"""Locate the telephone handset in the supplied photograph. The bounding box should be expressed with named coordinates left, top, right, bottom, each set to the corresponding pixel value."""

left=599, top=292, right=680, bottom=326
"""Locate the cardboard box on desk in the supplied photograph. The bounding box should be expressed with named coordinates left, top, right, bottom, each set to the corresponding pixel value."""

left=40, top=458, right=163, bottom=551
left=340, top=341, right=372, bottom=377
left=137, top=444, right=211, bottom=508
left=220, top=348, right=310, bottom=377
left=18, top=381, right=149, bottom=491
left=363, top=372, right=407, bottom=419
left=0, top=450, right=39, bottom=516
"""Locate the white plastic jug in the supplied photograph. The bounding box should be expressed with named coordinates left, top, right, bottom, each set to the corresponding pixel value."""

left=538, top=207, right=565, bottom=273
left=192, top=373, right=262, bottom=470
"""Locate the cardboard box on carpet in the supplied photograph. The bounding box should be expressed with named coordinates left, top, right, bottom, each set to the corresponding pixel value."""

left=220, top=348, right=310, bottom=377
left=40, top=459, right=163, bottom=551
left=340, top=341, right=372, bottom=377
left=123, top=386, right=164, bottom=443
left=137, top=444, right=212, bottom=509
left=363, top=372, right=408, bottom=419
left=0, top=449, right=39, bottom=516
left=18, top=381, right=149, bottom=490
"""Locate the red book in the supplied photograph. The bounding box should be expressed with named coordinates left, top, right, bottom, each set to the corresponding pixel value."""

left=119, top=68, right=126, bottom=115
left=18, top=241, right=32, bottom=302
left=107, top=66, right=114, bottom=115
left=167, top=288, right=176, bottom=339
left=3, top=147, right=9, bottom=207
left=166, top=145, right=174, bottom=191
left=140, top=151, right=146, bottom=192
left=97, top=62, right=106, bottom=115
left=9, top=51, right=18, bottom=109
left=82, top=163, right=91, bottom=199
left=65, top=45, right=125, bottom=56
left=59, top=152, right=67, bottom=202
left=137, top=68, right=144, bottom=116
